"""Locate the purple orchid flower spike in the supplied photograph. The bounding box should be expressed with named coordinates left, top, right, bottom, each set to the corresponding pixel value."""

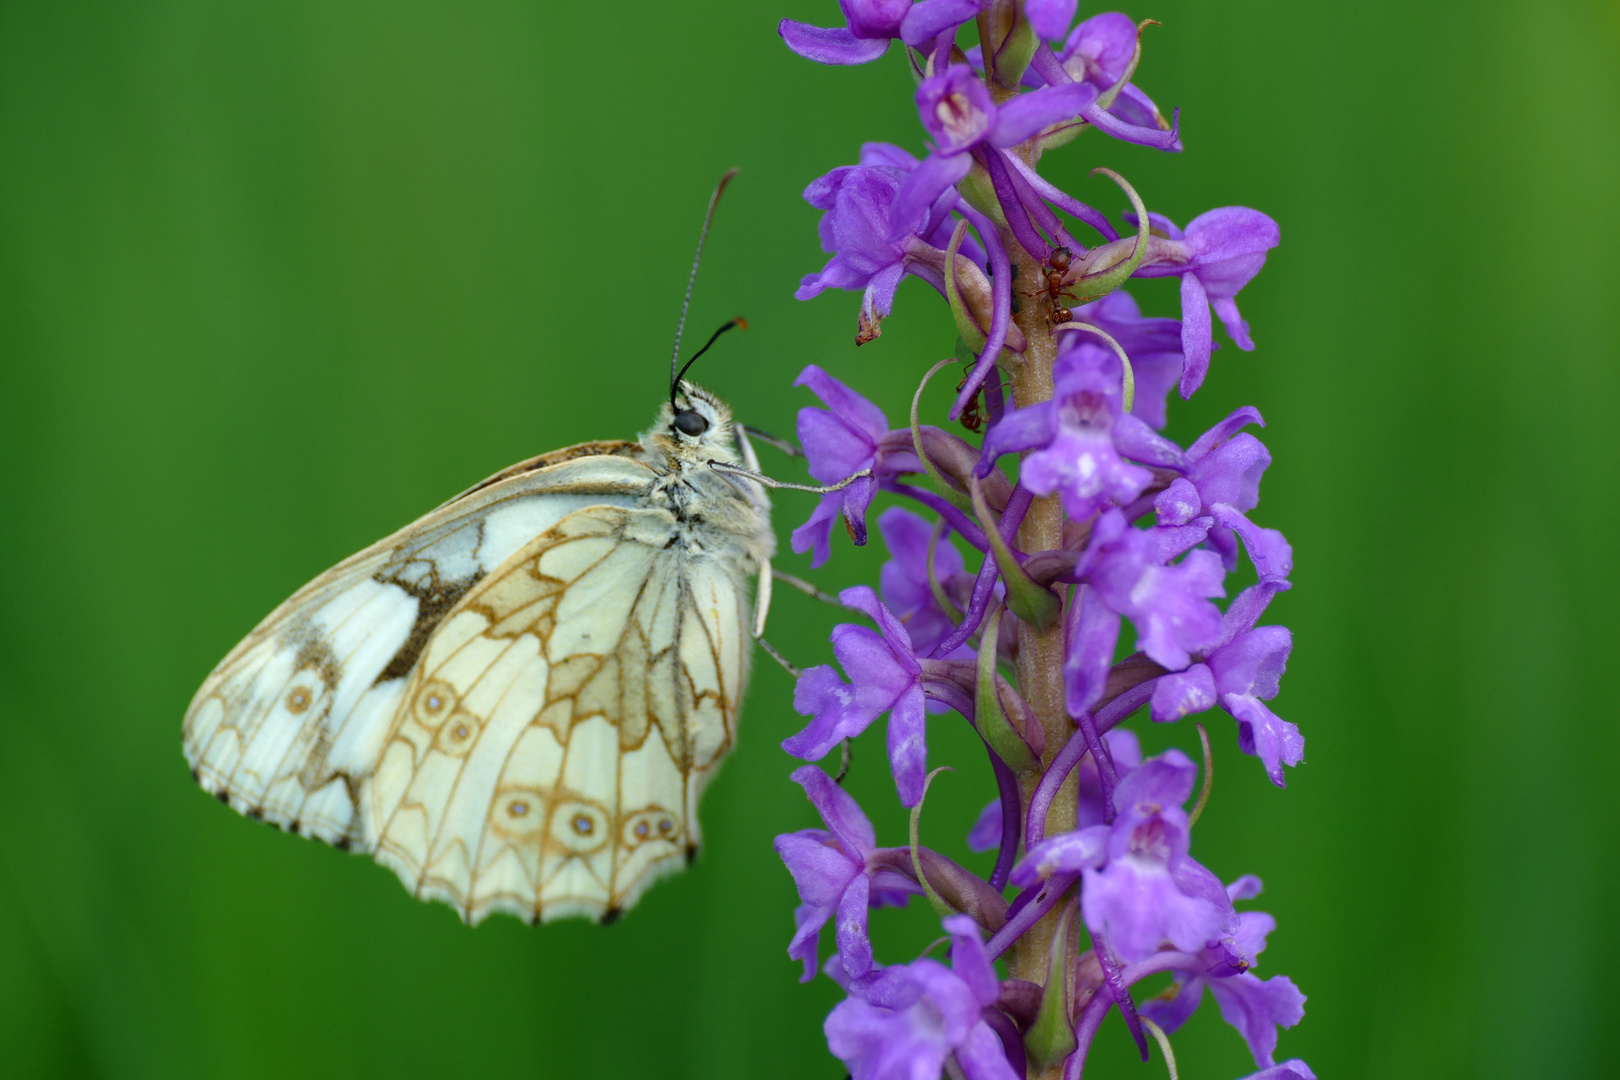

left=1081, top=750, right=1236, bottom=963
left=770, top=8, right=1303, bottom=1075
left=783, top=586, right=973, bottom=805
left=1151, top=581, right=1304, bottom=786
left=889, top=64, right=1097, bottom=240
left=1133, top=207, right=1281, bottom=396
left=790, top=366, right=920, bottom=567
left=775, top=765, right=922, bottom=982
left=825, top=914, right=1020, bottom=1080
left=779, top=0, right=909, bottom=65
left=1138, top=877, right=1308, bottom=1069
left=876, top=507, right=976, bottom=659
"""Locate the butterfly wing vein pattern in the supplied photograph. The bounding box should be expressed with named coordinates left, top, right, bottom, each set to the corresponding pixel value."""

left=373, top=506, right=746, bottom=924
left=183, top=394, right=771, bottom=927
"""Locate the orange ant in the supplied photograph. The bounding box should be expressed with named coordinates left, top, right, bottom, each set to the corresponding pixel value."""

left=955, top=364, right=1010, bottom=434
left=1043, top=245, right=1078, bottom=325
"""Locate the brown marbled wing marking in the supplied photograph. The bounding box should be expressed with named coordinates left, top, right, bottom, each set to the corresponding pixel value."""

left=365, top=502, right=743, bottom=925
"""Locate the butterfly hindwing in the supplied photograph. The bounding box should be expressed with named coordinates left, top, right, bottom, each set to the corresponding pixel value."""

left=369, top=504, right=751, bottom=924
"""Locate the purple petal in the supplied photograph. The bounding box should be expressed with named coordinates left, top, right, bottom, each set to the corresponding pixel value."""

left=1227, top=874, right=1265, bottom=903
left=839, top=585, right=921, bottom=663
left=779, top=20, right=892, bottom=64
left=790, top=762, right=879, bottom=853
left=1206, top=972, right=1306, bottom=1069
left=1211, top=505, right=1294, bottom=581
left=788, top=902, right=832, bottom=982
left=1187, top=406, right=1266, bottom=462
left=1063, top=584, right=1121, bottom=718
left=835, top=873, right=875, bottom=977
left=860, top=141, right=921, bottom=169
left=841, top=0, right=912, bottom=39
left=1150, top=663, right=1217, bottom=721
left=790, top=493, right=840, bottom=569
left=888, top=151, right=973, bottom=240
left=838, top=475, right=879, bottom=548
left=784, top=665, right=882, bottom=759
left=966, top=798, right=1002, bottom=853
left=1242, top=1063, right=1317, bottom=1080
left=1061, top=12, right=1138, bottom=84
left=1209, top=626, right=1291, bottom=699
left=1191, top=433, right=1270, bottom=511
left=900, top=0, right=985, bottom=47
left=943, top=914, right=1001, bottom=1006
left=1212, top=293, right=1255, bottom=349
left=1137, top=974, right=1205, bottom=1034
left=1155, top=477, right=1202, bottom=526
left=956, top=1020, right=1022, bottom=1080
left=1082, top=860, right=1228, bottom=963
left=796, top=364, right=891, bottom=442
left=1010, top=824, right=1109, bottom=886
left=1112, top=748, right=1199, bottom=813
left=887, top=683, right=930, bottom=806
left=1112, top=412, right=1185, bottom=469
left=989, top=81, right=1099, bottom=146
left=775, top=830, right=862, bottom=907
left=979, top=401, right=1057, bottom=471
left=1178, top=273, right=1212, bottom=398
left=1223, top=694, right=1304, bottom=787
left=1218, top=580, right=1289, bottom=645
left=1183, top=207, right=1280, bottom=283
left=804, top=165, right=858, bottom=211
left=860, top=261, right=907, bottom=331
left=1025, top=0, right=1078, bottom=40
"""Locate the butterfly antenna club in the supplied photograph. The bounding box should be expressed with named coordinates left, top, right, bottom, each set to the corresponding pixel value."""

left=669, top=167, right=740, bottom=392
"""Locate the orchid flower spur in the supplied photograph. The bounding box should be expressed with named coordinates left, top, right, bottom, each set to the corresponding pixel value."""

left=770, top=3, right=1309, bottom=1077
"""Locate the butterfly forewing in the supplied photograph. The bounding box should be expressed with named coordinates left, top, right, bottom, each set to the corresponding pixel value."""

left=183, top=404, right=770, bottom=926
left=183, top=450, right=656, bottom=850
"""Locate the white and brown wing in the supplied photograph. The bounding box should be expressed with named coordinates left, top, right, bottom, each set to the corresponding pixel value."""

left=183, top=446, right=652, bottom=849
left=369, top=504, right=751, bottom=924
left=183, top=444, right=756, bottom=924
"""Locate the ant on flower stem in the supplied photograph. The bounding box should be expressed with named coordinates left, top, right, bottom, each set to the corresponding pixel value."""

left=1044, top=245, right=1079, bottom=326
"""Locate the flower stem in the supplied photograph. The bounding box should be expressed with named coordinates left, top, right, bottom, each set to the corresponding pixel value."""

left=1002, top=229, right=1075, bottom=1077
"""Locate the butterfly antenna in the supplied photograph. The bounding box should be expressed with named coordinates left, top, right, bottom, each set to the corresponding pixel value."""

left=672, top=317, right=748, bottom=408
left=670, top=168, right=740, bottom=395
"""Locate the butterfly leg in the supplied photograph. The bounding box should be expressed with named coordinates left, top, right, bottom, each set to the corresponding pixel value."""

left=708, top=460, right=873, bottom=495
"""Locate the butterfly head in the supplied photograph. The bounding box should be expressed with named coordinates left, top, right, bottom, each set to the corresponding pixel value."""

left=649, top=380, right=739, bottom=463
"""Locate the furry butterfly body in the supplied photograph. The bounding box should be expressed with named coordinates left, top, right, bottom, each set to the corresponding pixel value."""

left=183, top=384, right=774, bottom=925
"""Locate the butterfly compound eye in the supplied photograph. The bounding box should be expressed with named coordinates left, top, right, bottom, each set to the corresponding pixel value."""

left=674, top=410, right=710, bottom=437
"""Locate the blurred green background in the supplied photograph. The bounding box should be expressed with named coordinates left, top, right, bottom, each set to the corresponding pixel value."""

left=2, top=1, right=1616, bottom=1077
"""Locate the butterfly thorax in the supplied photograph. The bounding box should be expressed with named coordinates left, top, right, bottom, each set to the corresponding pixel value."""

left=635, top=382, right=774, bottom=572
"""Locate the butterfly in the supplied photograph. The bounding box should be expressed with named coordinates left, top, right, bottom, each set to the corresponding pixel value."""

left=183, top=175, right=793, bottom=926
